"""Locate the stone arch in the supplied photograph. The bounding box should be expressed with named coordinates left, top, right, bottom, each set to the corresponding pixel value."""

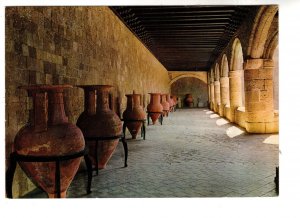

left=247, top=5, right=278, bottom=59
left=243, top=6, right=279, bottom=133
left=169, top=74, right=206, bottom=85
left=230, top=38, right=244, bottom=71
left=209, top=68, right=215, bottom=110
left=208, top=69, right=214, bottom=83
left=213, top=63, right=221, bottom=112
left=264, top=31, right=278, bottom=59
left=220, top=54, right=230, bottom=115
left=171, top=77, right=208, bottom=108
left=214, top=63, right=220, bottom=81
left=221, top=54, right=229, bottom=77
left=229, top=38, right=245, bottom=107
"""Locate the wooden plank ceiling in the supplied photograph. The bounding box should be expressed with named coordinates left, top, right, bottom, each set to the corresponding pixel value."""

left=111, top=6, right=258, bottom=71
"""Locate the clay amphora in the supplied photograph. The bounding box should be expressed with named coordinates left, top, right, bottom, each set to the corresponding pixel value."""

left=166, top=94, right=174, bottom=111
left=14, top=85, right=84, bottom=198
left=122, top=91, right=146, bottom=139
left=160, top=94, right=170, bottom=116
left=184, top=94, right=194, bottom=107
left=146, top=93, right=163, bottom=124
left=171, top=95, right=177, bottom=106
left=77, top=85, right=122, bottom=169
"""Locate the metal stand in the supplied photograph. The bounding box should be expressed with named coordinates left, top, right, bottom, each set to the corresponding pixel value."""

left=274, top=166, right=279, bottom=194
left=84, top=135, right=128, bottom=176
left=147, top=112, right=163, bottom=125
left=122, top=119, right=146, bottom=140
left=6, top=149, right=92, bottom=198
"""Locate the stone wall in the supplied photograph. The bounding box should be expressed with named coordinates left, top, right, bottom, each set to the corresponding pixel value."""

left=171, top=77, right=208, bottom=108
left=273, top=46, right=279, bottom=110
left=5, top=6, right=170, bottom=197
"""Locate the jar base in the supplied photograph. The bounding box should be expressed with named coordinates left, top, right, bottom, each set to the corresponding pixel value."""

left=48, top=190, right=67, bottom=198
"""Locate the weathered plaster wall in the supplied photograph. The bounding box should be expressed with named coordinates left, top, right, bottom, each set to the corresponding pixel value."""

left=171, top=77, right=208, bottom=107
left=5, top=6, right=170, bottom=197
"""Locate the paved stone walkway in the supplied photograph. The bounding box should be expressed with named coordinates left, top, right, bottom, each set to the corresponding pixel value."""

left=24, top=108, right=279, bottom=198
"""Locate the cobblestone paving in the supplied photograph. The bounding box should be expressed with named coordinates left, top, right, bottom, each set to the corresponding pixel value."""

left=25, top=108, right=279, bottom=198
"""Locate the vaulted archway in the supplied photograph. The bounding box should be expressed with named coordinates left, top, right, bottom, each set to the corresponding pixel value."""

left=220, top=54, right=230, bottom=117
left=244, top=5, right=278, bottom=133
left=229, top=38, right=245, bottom=123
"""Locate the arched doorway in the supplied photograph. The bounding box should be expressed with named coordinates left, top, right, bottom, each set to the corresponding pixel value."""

left=171, top=77, right=208, bottom=108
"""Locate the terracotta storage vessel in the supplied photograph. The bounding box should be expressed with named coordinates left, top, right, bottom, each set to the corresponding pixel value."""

left=184, top=94, right=194, bottom=107
left=77, top=85, right=122, bottom=169
left=146, top=93, right=163, bottom=124
left=171, top=95, right=177, bottom=106
left=160, top=94, right=170, bottom=116
left=14, top=85, right=84, bottom=198
left=166, top=94, right=174, bottom=111
left=123, top=91, right=146, bottom=139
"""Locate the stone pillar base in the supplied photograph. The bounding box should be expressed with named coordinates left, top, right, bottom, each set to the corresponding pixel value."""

left=235, top=107, right=246, bottom=128
left=245, top=120, right=279, bottom=133
left=228, top=107, right=236, bottom=122
left=218, top=104, right=224, bottom=116
left=214, top=104, right=218, bottom=113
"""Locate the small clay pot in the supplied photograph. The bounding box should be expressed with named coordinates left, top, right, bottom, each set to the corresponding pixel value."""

left=123, top=91, right=146, bottom=139
left=171, top=95, right=177, bottom=105
left=77, top=85, right=122, bottom=169
left=146, top=93, right=163, bottom=124
left=14, top=85, right=84, bottom=198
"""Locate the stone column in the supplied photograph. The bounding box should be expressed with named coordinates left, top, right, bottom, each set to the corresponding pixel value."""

left=210, top=82, right=215, bottom=110
left=220, top=76, right=230, bottom=117
left=244, top=59, right=278, bottom=133
left=208, top=84, right=211, bottom=107
left=229, top=70, right=243, bottom=122
left=214, top=81, right=221, bottom=113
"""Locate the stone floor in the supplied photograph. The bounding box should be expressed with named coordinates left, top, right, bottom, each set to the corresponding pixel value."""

left=24, top=108, right=279, bottom=198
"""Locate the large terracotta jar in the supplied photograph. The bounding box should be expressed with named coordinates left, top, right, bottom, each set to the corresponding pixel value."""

left=76, top=85, right=122, bottom=169
left=166, top=94, right=174, bottom=111
left=122, top=91, right=146, bottom=139
left=184, top=94, right=194, bottom=107
left=160, top=94, right=170, bottom=116
left=14, top=85, right=84, bottom=198
left=147, top=93, right=163, bottom=124
left=171, top=95, right=177, bottom=105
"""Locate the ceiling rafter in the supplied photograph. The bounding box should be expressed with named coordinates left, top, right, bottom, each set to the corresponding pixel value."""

left=111, top=6, right=258, bottom=71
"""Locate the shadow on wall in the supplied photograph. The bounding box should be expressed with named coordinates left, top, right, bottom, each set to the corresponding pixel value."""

left=171, top=77, right=208, bottom=108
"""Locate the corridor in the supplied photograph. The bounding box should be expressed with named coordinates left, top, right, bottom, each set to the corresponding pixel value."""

left=25, top=108, right=279, bottom=198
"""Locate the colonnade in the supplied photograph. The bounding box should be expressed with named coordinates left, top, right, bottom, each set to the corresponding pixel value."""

left=208, top=57, right=278, bottom=133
